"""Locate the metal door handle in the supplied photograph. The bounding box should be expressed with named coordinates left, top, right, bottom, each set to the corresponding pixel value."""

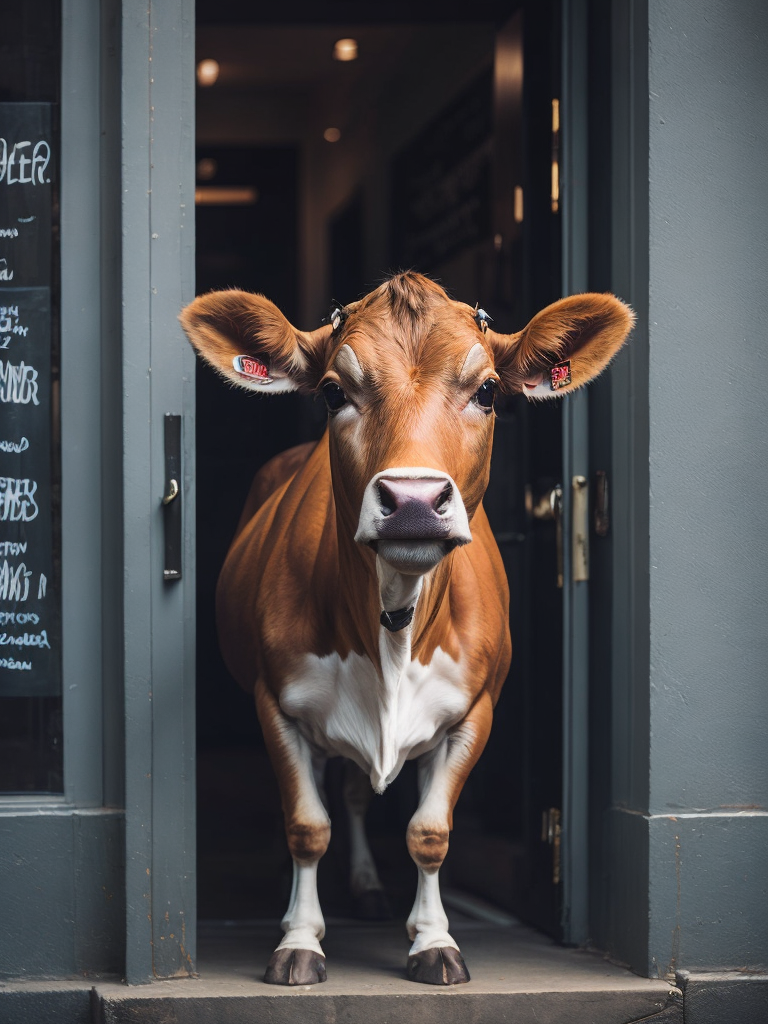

left=162, top=414, right=182, bottom=580
left=162, top=478, right=179, bottom=505
left=572, top=475, right=589, bottom=582
left=531, top=483, right=564, bottom=588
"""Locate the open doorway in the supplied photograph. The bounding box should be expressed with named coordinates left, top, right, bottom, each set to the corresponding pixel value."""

left=194, top=1, right=567, bottom=942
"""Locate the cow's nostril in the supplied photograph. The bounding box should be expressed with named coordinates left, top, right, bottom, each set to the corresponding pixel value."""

left=435, top=484, right=452, bottom=514
left=377, top=481, right=396, bottom=516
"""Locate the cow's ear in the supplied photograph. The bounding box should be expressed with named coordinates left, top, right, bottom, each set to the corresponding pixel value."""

left=179, top=289, right=335, bottom=394
left=487, top=293, right=635, bottom=398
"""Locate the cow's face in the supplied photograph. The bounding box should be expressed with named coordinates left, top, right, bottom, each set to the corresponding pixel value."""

left=321, top=279, right=497, bottom=575
left=181, top=273, right=634, bottom=577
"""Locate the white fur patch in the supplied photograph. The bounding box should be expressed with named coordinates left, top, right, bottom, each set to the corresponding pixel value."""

left=280, top=647, right=469, bottom=794
left=334, top=344, right=365, bottom=386
left=459, top=342, right=492, bottom=382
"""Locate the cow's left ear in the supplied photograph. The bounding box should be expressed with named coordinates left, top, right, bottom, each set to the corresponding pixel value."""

left=487, top=293, right=635, bottom=398
left=179, top=289, right=335, bottom=394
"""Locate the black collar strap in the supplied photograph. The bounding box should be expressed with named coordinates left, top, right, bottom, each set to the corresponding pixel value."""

left=380, top=606, right=415, bottom=632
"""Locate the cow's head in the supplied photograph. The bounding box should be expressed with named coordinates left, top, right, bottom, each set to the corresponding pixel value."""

left=181, top=273, right=633, bottom=580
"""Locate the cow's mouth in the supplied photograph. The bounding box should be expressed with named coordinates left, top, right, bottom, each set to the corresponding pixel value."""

left=370, top=538, right=464, bottom=575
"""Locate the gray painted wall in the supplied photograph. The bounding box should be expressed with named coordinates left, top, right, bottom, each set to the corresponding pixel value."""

left=647, top=0, right=768, bottom=815
left=603, top=0, right=768, bottom=977
left=644, top=0, right=768, bottom=974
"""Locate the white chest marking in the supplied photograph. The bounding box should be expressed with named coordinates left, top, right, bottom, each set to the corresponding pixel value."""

left=280, top=645, right=469, bottom=794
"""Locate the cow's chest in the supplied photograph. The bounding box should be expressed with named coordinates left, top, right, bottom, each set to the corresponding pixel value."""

left=279, top=647, right=469, bottom=792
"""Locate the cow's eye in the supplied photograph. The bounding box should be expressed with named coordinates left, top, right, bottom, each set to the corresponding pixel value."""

left=473, top=379, right=496, bottom=411
left=322, top=381, right=348, bottom=411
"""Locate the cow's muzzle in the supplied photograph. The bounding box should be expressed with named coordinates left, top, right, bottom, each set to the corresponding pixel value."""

left=354, top=468, right=472, bottom=575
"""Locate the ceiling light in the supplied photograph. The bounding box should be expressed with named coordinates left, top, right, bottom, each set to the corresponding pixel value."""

left=333, top=38, right=358, bottom=62
left=196, top=157, right=218, bottom=181
left=196, top=59, right=220, bottom=87
left=323, top=127, right=341, bottom=143
left=195, top=186, right=258, bottom=206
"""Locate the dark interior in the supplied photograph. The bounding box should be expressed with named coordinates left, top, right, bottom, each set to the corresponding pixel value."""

left=194, top=0, right=566, bottom=938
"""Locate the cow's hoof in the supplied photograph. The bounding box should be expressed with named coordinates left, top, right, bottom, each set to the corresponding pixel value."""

left=354, top=889, right=393, bottom=921
left=406, top=946, right=470, bottom=985
left=264, top=948, right=327, bottom=985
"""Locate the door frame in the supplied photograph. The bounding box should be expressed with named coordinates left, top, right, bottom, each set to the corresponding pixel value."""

left=117, top=0, right=198, bottom=983
left=560, top=0, right=590, bottom=946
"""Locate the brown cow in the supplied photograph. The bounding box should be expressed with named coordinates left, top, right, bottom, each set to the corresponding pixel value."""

left=181, top=272, right=633, bottom=986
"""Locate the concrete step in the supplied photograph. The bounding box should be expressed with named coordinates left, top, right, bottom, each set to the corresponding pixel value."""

left=94, top=918, right=681, bottom=1024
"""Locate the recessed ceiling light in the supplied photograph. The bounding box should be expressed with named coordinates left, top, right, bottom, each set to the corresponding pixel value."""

left=196, top=157, right=218, bottom=181
left=196, top=59, right=220, bottom=87
left=333, top=38, right=358, bottom=62
left=323, top=127, right=341, bottom=143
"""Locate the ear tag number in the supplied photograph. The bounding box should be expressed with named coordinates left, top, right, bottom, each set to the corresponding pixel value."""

left=233, top=354, right=273, bottom=384
left=550, top=360, right=572, bottom=391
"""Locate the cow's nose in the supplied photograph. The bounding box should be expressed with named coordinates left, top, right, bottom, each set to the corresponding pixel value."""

left=377, top=478, right=452, bottom=517
left=354, top=468, right=472, bottom=566
left=375, top=477, right=453, bottom=539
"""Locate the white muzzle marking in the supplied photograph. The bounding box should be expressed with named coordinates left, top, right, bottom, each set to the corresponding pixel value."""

left=355, top=467, right=472, bottom=575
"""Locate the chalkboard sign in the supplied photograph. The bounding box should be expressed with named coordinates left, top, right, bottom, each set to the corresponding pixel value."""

left=0, top=102, right=60, bottom=697
left=391, top=68, right=493, bottom=272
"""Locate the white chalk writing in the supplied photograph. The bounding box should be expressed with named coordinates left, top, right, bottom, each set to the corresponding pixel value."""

left=0, top=306, right=27, bottom=333
left=38, top=573, right=46, bottom=599
left=0, top=139, right=51, bottom=185
left=0, top=559, right=32, bottom=601
left=0, top=630, right=50, bottom=649
left=0, top=656, right=32, bottom=671
left=0, top=259, right=13, bottom=282
left=0, top=478, right=38, bottom=521
left=0, top=611, right=39, bottom=625
left=0, top=438, right=29, bottom=453
left=0, top=227, right=18, bottom=238
left=0, top=305, right=29, bottom=350
left=0, top=541, right=27, bottom=556
left=0, top=359, right=39, bottom=404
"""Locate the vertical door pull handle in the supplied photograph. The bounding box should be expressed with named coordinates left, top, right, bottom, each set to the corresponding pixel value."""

left=572, top=475, right=589, bottom=582
left=162, top=414, right=182, bottom=581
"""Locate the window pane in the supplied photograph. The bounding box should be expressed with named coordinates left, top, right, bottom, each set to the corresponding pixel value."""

left=0, top=1, right=62, bottom=793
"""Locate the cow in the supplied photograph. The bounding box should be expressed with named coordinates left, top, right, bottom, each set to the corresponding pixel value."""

left=180, top=272, right=633, bottom=987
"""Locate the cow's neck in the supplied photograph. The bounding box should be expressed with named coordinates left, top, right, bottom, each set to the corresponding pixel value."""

left=334, top=519, right=452, bottom=675
left=375, top=554, right=423, bottom=670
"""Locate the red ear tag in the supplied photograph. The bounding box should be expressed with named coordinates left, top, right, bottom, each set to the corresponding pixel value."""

left=233, top=354, right=273, bottom=384
left=550, top=360, right=572, bottom=391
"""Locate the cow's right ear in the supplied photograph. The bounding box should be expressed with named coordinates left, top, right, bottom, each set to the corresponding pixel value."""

left=179, top=289, right=335, bottom=394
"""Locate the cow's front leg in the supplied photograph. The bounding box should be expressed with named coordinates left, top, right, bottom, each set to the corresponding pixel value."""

left=256, top=682, right=330, bottom=985
left=405, top=693, right=493, bottom=986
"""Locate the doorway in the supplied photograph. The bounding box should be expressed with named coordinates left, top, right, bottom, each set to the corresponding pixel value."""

left=194, top=0, right=568, bottom=942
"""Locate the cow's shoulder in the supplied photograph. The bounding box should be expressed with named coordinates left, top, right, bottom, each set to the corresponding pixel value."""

left=234, top=440, right=319, bottom=539
left=217, top=433, right=340, bottom=688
